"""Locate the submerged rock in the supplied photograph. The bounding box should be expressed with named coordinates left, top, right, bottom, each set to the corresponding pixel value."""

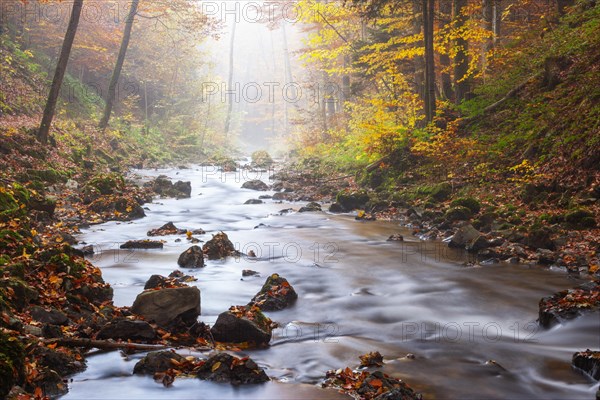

left=210, top=305, right=272, bottom=345
left=244, top=199, right=263, bottom=205
left=196, top=353, right=269, bottom=384
left=131, top=286, right=201, bottom=327
left=177, top=245, right=205, bottom=268
left=249, top=274, right=297, bottom=311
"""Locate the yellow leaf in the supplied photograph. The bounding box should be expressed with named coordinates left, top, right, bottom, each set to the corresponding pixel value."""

left=211, top=361, right=222, bottom=372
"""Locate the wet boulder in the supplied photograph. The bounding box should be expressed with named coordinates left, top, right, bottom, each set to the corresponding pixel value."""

left=120, top=240, right=163, bottom=249
left=131, top=286, right=201, bottom=327
left=387, top=234, right=404, bottom=242
left=250, top=150, right=274, bottom=169
left=242, top=180, right=269, bottom=191
left=196, top=352, right=269, bottom=384
left=173, top=181, right=192, bottom=198
left=148, top=175, right=192, bottom=199
left=572, top=350, right=600, bottom=380
left=177, top=245, right=205, bottom=268
left=328, top=202, right=344, bottom=213
left=210, top=305, right=272, bottom=345
left=539, top=280, right=600, bottom=328
left=147, top=222, right=186, bottom=236
left=445, top=206, right=472, bottom=222
left=298, top=202, right=322, bottom=212
left=336, top=191, right=369, bottom=211
left=202, top=232, right=237, bottom=259
left=249, top=274, right=298, bottom=311
left=524, top=227, right=556, bottom=250
left=133, top=350, right=185, bottom=375
left=272, top=192, right=293, bottom=201
left=96, top=319, right=156, bottom=341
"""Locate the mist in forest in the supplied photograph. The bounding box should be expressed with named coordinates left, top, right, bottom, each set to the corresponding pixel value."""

left=203, top=1, right=304, bottom=153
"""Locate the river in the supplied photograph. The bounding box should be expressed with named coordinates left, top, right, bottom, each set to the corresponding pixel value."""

left=63, top=164, right=600, bottom=399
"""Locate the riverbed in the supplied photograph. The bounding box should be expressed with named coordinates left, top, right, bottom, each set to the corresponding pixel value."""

left=64, top=165, right=600, bottom=399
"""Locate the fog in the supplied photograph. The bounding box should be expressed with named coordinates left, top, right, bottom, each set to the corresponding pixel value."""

left=202, top=1, right=306, bottom=153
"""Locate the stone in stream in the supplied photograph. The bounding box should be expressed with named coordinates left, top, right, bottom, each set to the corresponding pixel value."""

left=572, top=350, right=600, bottom=380
left=249, top=274, right=297, bottom=311
left=241, top=180, right=269, bottom=191
left=196, top=353, right=269, bottom=384
left=147, top=221, right=186, bottom=236
left=177, top=245, right=205, bottom=268
left=147, top=175, right=192, bottom=199
left=298, top=202, right=322, bottom=212
left=210, top=305, right=272, bottom=345
left=133, top=350, right=186, bottom=375
left=387, top=234, right=404, bottom=242
left=131, top=286, right=200, bottom=327
left=202, top=232, right=237, bottom=259
left=328, top=202, right=344, bottom=213
left=120, top=240, right=163, bottom=249
left=96, top=319, right=156, bottom=341
left=244, top=199, right=263, bottom=204
left=538, top=280, right=600, bottom=328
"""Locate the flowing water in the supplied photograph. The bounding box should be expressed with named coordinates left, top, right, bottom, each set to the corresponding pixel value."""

left=63, top=165, right=600, bottom=399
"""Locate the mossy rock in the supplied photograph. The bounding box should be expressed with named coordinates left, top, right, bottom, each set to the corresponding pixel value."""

left=86, top=173, right=125, bottom=196
left=450, top=197, right=481, bottom=214
left=336, top=190, right=370, bottom=211
left=445, top=206, right=473, bottom=222
left=565, top=209, right=596, bottom=228
left=250, top=150, right=273, bottom=168
left=0, top=331, right=25, bottom=398
left=24, top=168, right=67, bottom=184
left=415, top=182, right=452, bottom=202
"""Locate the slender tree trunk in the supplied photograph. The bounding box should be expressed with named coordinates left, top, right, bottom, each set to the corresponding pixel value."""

left=423, top=0, right=436, bottom=122
left=99, top=0, right=139, bottom=131
left=224, top=21, right=237, bottom=137
left=493, top=0, right=502, bottom=45
left=38, top=0, right=84, bottom=144
left=412, top=1, right=425, bottom=101
left=453, top=0, right=470, bottom=103
left=439, top=1, right=454, bottom=100
left=281, top=22, right=293, bottom=136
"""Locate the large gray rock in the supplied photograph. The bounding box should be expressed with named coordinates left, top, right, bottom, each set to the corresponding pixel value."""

left=131, top=286, right=200, bottom=326
left=449, top=224, right=482, bottom=249
left=177, top=245, right=205, bottom=268
left=210, top=307, right=271, bottom=345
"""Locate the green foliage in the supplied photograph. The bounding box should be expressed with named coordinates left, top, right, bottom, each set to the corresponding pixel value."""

left=416, top=183, right=453, bottom=202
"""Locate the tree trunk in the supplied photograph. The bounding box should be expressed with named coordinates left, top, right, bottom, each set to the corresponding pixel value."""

left=37, top=0, right=84, bottom=144
left=423, top=0, right=436, bottom=122
left=281, top=22, right=293, bottom=136
left=453, top=0, right=470, bottom=103
left=439, top=1, right=454, bottom=100
left=224, top=21, right=237, bottom=137
left=99, top=0, right=139, bottom=131
left=412, top=1, right=425, bottom=101
left=493, top=0, right=502, bottom=45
